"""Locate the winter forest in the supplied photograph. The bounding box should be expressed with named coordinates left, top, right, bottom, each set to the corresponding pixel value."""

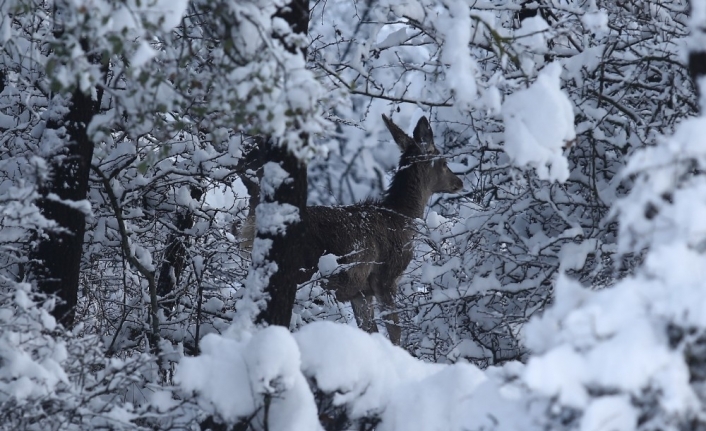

left=2, top=0, right=706, bottom=429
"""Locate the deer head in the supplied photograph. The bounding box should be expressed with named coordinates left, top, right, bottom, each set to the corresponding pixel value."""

left=381, top=115, right=464, bottom=218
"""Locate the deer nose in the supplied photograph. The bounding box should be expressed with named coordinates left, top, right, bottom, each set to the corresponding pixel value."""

left=441, top=179, right=463, bottom=194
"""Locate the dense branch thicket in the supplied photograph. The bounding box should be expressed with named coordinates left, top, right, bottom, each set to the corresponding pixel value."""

left=305, top=0, right=694, bottom=363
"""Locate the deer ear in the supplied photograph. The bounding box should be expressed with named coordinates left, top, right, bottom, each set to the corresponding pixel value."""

left=413, top=117, right=434, bottom=152
left=382, top=114, right=416, bottom=152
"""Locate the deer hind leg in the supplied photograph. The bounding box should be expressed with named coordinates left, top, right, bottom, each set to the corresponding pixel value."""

left=375, top=284, right=401, bottom=346
left=350, top=294, right=378, bottom=334
left=380, top=305, right=401, bottom=346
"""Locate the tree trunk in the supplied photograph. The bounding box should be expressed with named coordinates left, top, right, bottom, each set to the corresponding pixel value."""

left=32, top=87, right=101, bottom=327
left=256, top=0, right=310, bottom=327
left=31, top=19, right=106, bottom=326
left=689, top=1, right=706, bottom=107
left=256, top=143, right=309, bottom=327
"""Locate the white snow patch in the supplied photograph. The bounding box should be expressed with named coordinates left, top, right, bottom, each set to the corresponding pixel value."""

left=261, top=162, right=292, bottom=198
left=318, top=254, right=340, bottom=277
left=176, top=327, right=320, bottom=430
left=377, top=27, right=409, bottom=50
left=45, top=193, right=93, bottom=217
left=558, top=239, right=596, bottom=271
left=255, top=203, right=300, bottom=235
left=524, top=344, right=589, bottom=408
left=389, top=0, right=425, bottom=21
left=439, top=2, right=478, bottom=109
left=131, top=41, right=157, bottom=69
left=152, top=0, right=189, bottom=31
left=502, top=62, right=575, bottom=182
left=516, top=16, right=550, bottom=53
left=421, top=257, right=460, bottom=284
left=580, top=396, right=636, bottom=431
left=582, top=10, right=609, bottom=37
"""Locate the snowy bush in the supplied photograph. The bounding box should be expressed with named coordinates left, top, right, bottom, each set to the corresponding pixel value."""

left=177, top=322, right=535, bottom=431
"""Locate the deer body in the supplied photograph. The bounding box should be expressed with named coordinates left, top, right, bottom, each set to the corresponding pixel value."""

left=238, top=115, right=463, bottom=344
left=305, top=204, right=413, bottom=302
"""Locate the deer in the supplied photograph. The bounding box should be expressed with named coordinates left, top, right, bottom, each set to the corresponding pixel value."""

left=236, top=115, right=463, bottom=345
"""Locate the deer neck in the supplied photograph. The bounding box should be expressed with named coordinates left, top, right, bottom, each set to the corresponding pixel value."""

left=381, top=165, right=431, bottom=219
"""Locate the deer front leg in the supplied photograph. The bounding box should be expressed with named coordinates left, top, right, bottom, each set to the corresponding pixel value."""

left=350, top=294, right=378, bottom=334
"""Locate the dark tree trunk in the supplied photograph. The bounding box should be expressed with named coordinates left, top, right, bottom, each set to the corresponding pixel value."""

left=689, top=52, right=706, bottom=85
left=274, top=0, right=309, bottom=39
left=157, top=186, right=203, bottom=307
left=31, top=29, right=106, bottom=327
left=32, top=87, right=102, bottom=327
left=256, top=0, right=311, bottom=327
left=256, top=143, right=309, bottom=327
left=689, top=1, right=706, bottom=106
left=689, top=48, right=706, bottom=104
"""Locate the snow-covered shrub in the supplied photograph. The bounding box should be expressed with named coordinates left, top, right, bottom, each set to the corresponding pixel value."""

left=177, top=322, right=537, bottom=431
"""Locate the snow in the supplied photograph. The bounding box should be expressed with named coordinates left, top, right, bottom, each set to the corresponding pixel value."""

left=255, top=203, right=300, bottom=235
left=439, top=1, right=478, bottom=110
left=296, top=322, right=436, bottom=417
left=243, top=326, right=301, bottom=394
left=317, top=253, right=339, bottom=276
left=502, top=62, right=576, bottom=182
left=524, top=344, right=589, bottom=407
left=14, top=285, right=33, bottom=310
left=132, top=244, right=155, bottom=272
left=45, top=193, right=93, bottom=217
left=152, top=0, right=189, bottom=32
left=388, top=0, right=425, bottom=22
left=558, top=239, right=597, bottom=271
left=297, top=322, right=533, bottom=430
left=581, top=10, right=609, bottom=37
left=614, top=117, right=706, bottom=253
left=131, top=41, right=157, bottom=69
left=516, top=16, right=550, bottom=53
left=0, top=16, right=9, bottom=44
left=420, top=256, right=459, bottom=284
left=178, top=343, right=253, bottom=416
left=425, top=210, right=444, bottom=229
left=0, top=111, right=14, bottom=129
left=377, top=28, right=409, bottom=50
left=203, top=297, right=225, bottom=313
left=378, top=364, right=486, bottom=431
left=150, top=390, right=178, bottom=412
left=523, top=272, right=698, bottom=414
left=176, top=326, right=319, bottom=430
left=176, top=321, right=536, bottom=430
left=446, top=339, right=487, bottom=362
left=261, top=162, right=292, bottom=198
left=0, top=330, right=69, bottom=403
left=580, top=396, right=636, bottom=431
